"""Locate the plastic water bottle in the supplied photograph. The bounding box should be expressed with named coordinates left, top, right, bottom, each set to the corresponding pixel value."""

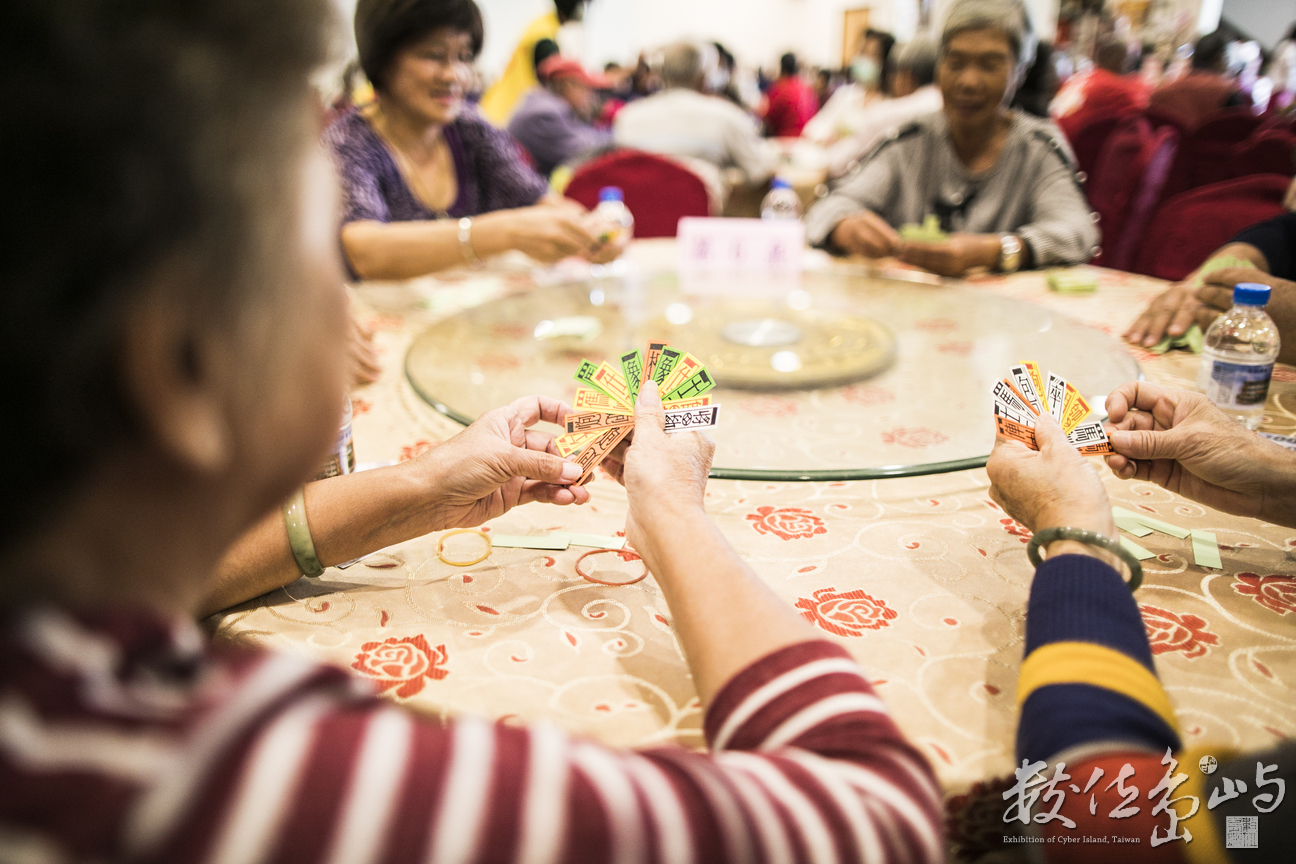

left=761, top=177, right=802, bottom=220
left=594, top=186, right=634, bottom=251
left=313, top=395, right=356, bottom=480
left=1196, top=282, right=1281, bottom=430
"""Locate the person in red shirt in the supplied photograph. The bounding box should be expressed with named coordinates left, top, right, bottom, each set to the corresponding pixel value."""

left=761, top=52, right=819, bottom=137
left=1148, top=30, right=1245, bottom=128
left=1051, top=39, right=1150, bottom=143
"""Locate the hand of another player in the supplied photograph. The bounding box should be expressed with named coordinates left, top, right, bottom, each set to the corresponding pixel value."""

left=829, top=210, right=900, bottom=258
left=1196, top=268, right=1296, bottom=365
left=505, top=205, right=602, bottom=263
left=1123, top=282, right=1202, bottom=348
left=987, top=413, right=1117, bottom=541
left=611, top=380, right=715, bottom=555
left=1104, top=381, right=1296, bottom=525
left=346, top=304, right=382, bottom=388
left=412, top=395, right=590, bottom=530
left=896, top=233, right=1002, bottom=278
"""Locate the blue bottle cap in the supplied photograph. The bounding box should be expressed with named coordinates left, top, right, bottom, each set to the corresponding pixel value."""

left=598, top=186, right=623, bottom=202
left=1233, top=282, right=1271, bottom=307
left=770, top=177, right=792, bottom=190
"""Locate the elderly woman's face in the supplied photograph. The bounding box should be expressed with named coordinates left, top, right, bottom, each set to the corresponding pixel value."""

left=383, top=27, right=475, bottom=125
left=939, top=28, right=1014, bottom=130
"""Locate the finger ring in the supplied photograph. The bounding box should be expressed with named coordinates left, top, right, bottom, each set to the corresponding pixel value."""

left=437, top=529, right=491, bottom=567
left=575, top=548, right=649, bottom=586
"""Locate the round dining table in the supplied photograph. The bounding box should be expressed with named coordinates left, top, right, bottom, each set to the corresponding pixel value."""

left=210, top=240, right=1296, bottom=803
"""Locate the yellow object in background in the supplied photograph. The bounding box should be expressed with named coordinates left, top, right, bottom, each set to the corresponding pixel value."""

left=479, top=11, right=559, bottom=126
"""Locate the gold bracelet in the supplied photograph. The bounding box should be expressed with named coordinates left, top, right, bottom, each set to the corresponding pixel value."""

left=437, top=528, right=491, bottom=566
left=283, top=487, right=324, bottom=577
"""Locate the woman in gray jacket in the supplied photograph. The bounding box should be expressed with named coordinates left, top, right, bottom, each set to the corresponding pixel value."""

left=805, top=0, right=1098, bottom=277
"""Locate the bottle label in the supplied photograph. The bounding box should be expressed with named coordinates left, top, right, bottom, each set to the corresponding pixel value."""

left=1205, top=360, right=1273, bottom=408
left=314, top=422, right=355, bottom=480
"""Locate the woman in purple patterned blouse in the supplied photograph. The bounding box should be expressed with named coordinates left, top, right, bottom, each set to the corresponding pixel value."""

left=326, top=0, right=615, bottom=280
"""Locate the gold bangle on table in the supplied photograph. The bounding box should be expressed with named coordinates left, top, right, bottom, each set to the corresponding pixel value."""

left=283, top=487, right=324, bottom=578
left=437, top=528, right=491, bottom=567
left=575, top=548, right=649, bottom=586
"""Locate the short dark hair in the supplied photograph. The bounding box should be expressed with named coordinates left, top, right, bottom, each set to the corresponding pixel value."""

left=0, top=0, right=328, bottom=544
left=356, top=0, right=484, bottom=90
left=533, top=38, right=560, bottom=79
left=1193, top=30, right=1228, bottom=71
left=780, top=52, right=798, bottom=76
left=1095, top=39, right=1129, bottom=74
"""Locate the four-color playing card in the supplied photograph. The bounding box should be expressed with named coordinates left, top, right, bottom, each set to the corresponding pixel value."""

left=556, top=341, right=720, bottom=485
left=990, top=361, right=1114, bottom=455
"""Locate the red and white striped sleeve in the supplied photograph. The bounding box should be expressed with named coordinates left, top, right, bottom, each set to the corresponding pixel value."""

left=1, top=612, right=941, bottom=864
left=126, top=640, right=943, bottom=864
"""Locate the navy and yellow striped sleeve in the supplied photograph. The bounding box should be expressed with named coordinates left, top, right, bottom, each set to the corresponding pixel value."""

left=1016, top=553, right=1181, bottom=764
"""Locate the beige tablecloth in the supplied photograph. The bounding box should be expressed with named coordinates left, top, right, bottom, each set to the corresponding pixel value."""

left=212, top=243, right=1296, bottom=796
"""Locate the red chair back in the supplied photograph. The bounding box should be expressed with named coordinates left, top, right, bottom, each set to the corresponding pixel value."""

left=563, top=150, right=710, bottom=238
left=1087, top=116, right=1157, bottom=267
left=1227, top=131, right=1296, bottom=180
left=1105, top=125, right=1179, bottom=272
left=1163, top=108, right=1266, bottom=197
left=1069, top=115, right=1126, bottom=184
left=1130, top=174, right=1289, bottom=281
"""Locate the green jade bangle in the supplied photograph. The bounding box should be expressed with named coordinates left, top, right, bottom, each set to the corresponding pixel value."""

left=1026, top=526, right=1142, bottom=592
left=283, top=487, right=324, bottom=578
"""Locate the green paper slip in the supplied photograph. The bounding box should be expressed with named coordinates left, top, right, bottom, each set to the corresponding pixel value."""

left=559, top=533, right=627, bottom=549
left=1190, top=529, right=1223, bottom=569
left=1112, top=506, right=1190, bottom=539
left=899, top=214, right=947, bottom=242
left=1192, top=254, right=1254, bottom=286
left=1120, top=537, right=1155, bottom=560
left=488, top=535, right=570, bottom=550
left=1047, top=271, right=1099, bottom=293
left=1114, top=516, right=1153, bottom=537
left=1148, top=323, right=1203, bottom=355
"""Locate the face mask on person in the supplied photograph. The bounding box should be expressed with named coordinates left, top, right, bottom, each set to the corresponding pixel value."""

left=706, top=67, right=730, bottom=93
left=851, top=56, right=879, bottom=86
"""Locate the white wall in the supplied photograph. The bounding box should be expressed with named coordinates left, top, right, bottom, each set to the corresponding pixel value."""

left=1221, top=0, right=1296, bottom=48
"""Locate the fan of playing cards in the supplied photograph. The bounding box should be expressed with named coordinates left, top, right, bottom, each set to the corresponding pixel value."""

left=555, top=342, right=721, bottom=484
left=992, top=361, right=1114, bottom=455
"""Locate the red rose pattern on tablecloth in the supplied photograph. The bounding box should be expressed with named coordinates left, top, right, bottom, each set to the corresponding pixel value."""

left=937, top=340, right=974, bottom=356
left=881, top=427, right=949, bottom=448
left=999, top=517, right=1032, bottom=543
left=841, top=385, right=894, bottom=406
left=915, top=317, right=958, bottom=332
left=1232, top=573, right=1296, bottom=615
left=1140, top=605, right=1220, bottom=659
left=350, top=397, right=373, bottom=416
left=351, top=635, right=448, bottom=698
left=739, top=396, right=799, bottom=417
left=1272, top=366, right=1296, bottom=382
left=746, top=506, right=828, bottom=540
left=795, top=587, right=898, bottom=636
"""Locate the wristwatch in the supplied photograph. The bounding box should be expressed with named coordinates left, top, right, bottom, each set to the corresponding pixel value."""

left=998, top=234, right=1023, bottom=273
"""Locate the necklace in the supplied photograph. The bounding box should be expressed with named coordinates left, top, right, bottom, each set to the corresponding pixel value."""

left=367, top=105, right=455, bottom=219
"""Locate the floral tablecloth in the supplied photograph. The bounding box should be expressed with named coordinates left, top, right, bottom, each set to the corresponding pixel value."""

left=211, top=242, right=1296, bottom=797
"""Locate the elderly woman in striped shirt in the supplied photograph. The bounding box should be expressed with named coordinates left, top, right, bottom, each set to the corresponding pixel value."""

left=805, top=0, right=1098, bottom=278
left=0, top=2, right=943, bottom=862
